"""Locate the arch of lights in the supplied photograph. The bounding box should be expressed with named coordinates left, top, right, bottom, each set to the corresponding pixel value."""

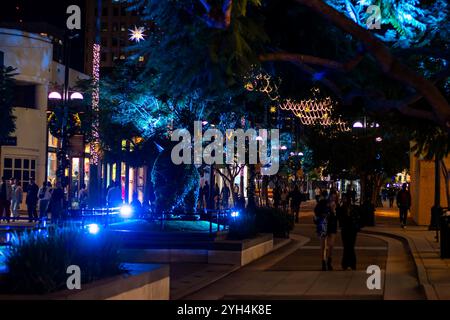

left=244, top=69, right=350, bottom=131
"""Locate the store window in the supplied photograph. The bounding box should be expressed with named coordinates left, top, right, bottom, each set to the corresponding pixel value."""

left=3, top=157, right=36, bottom=190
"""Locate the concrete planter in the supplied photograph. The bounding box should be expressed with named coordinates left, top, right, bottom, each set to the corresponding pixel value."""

left=121, top=234, right=274, bottom=266
left=0, top=263, right=169, bottom=300
left=208, top=234, right=274, bottom=266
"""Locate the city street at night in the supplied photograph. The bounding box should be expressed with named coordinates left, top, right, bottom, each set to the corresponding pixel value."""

left=0, top=0, right=449, bottom=314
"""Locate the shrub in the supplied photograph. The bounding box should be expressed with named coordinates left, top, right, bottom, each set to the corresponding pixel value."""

left=255, top=207, right=294, bottom=238
left=227, top=214, right=257, bottom=240
left=2, top=224, right=125, bottom=294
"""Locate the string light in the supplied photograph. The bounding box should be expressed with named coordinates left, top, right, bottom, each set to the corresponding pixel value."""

left=90, top=43, right=101, bottom=165
left=244, top=67, right=280, bottom=101
left=244, top=69, right=349, bottom=131
left=129, top=26, right=146, bottom=43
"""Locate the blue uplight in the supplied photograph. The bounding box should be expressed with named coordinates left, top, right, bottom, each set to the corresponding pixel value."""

left=231, top=211, right=240, bottom=218
left=87, top=223, right=100, bottom=235
left=120, top=205, right=133, bottom=218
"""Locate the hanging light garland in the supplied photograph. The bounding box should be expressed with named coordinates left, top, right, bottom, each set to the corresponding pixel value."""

left=90, top=43, right=101, bottom=165
left=244, top=67, right=280, bottom=101
left=244, top=69, right=349, bottom=131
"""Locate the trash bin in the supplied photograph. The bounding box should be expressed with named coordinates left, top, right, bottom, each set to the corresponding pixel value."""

left=440, top=212, right=450, bottom=259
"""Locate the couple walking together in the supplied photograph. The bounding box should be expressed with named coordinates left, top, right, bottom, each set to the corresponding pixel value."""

left=314, top=189, right=361, bottom=271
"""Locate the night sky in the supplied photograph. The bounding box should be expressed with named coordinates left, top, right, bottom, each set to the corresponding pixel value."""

left=0, top=0, right=86, bottom=71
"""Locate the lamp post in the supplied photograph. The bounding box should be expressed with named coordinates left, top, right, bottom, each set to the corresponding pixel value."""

left=47, top=30, right=80, bottom=188
left=429, top=157, right=442, bottom=241
left=48, top=90, right=84, bottom=187
left=352, top=118, right=381, bottom=227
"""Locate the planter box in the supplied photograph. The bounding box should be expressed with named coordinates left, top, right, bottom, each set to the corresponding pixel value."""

left=208, top=234, right=274, bottom=266
left=0, top=263, right=169, bottom=300
left=120, top=234, right=274, bottom=266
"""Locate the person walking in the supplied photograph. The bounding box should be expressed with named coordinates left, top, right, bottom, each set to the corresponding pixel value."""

left=0, top=177, right=12, bottom=222
left=106, top=181, right=123, bottom=208
left=221, top=184, right=230, bottom=210
left=38, top=181, right=52, bottom=221
left=314, top=190, right=333, bottom=271
left=11, top=179, right=23, bottom=221
left=337, top=194, right=360, bottom=270
left=396, top=183, right=411, bottom=228
left=25, top=178, right=39, bottom=222
left=213, top=183, right=220, bottom=210
left=273, top=185, right=281, bottom=209
left=325, top=188, right=338, bottom=270
left=314, top=187, right=321, bottom=203
left=78, top=183, right=89, bottom=210
left=388, top=188, right=396, bottom=208
left=289, top=185, right=302, bottom=223
left=49, top=182, right=64, bottom=224
left=130, top=192, right=143, bottom=218
left=280, top=187, right=289, bottom=212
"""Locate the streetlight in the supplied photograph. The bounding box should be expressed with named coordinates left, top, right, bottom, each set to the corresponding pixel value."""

left=48, top=89, right=84, bottom=185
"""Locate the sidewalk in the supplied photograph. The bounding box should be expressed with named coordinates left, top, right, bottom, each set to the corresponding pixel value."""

left=180, top=203, right=447, bottom=300
left=362, top=212, right=450, bottom=299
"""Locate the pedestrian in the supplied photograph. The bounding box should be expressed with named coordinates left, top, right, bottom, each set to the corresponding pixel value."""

left=314, top=190, right=332, bottom=271
left=273, top=184, right=281, bottom=209
left=38, top=181, right=52, bottom=221
left=11, top=179, right=23, bottom=221
left=213, top=183, right=220, bottom=210
left=78, top=183, right=88, bottom=209
left=49, top=182, right=64, bottom=224
left=314, top=186, right=321, bottom=203
left=326, top=188, right=338, bottom=270
left=0, top=177, right=12, bottom=222
left=107, top=180, right=123, bottom=208
left=280, top=187, right=289, bottom=212
left=25, top=178, right=39, bottom=222
left=351, top=188, right=357, bottom=204
left=396, top=183, right=411, bottom=228
left=388, top=188, right=395, bottom=208
left=337, top=194, right=360, bottom=270
left=289, top=185, right=302, bottom=223
left=130, top=192, right=143, bottom=218
left=221, top=184, right=230, bottom=210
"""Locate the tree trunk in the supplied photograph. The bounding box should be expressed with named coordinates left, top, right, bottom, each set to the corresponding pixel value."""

left=294, top=0, right=450, bottom=128
left=441, top=160, right=450, bottom=208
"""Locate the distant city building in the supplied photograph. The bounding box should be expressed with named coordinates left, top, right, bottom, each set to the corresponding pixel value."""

left=84, top=0, right=143, bottom=73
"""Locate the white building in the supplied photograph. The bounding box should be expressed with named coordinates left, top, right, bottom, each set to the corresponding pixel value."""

left=0, top=28, right=88, bottom=196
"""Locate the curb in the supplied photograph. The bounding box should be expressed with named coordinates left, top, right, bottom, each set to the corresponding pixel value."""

left=361, top=228, right=438, bottom=300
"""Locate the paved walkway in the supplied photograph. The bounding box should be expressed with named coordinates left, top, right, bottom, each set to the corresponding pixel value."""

left=176, top=202, right=450, bottom=300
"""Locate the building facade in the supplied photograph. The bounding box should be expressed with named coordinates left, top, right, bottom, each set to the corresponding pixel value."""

left=0, top=27, right=88, bottom=205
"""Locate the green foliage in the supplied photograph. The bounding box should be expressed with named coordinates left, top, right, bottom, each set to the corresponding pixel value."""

left=227, top=213, right=257, bottom=240
left=151, top=149, right=200, bottom=214
left=0, top=66, right=16, bottom=143
left=2, top=225, right=125, bottom=294
left=254, top=207, right=294, bottom=238
left=128, top=0, right=268, bottom=100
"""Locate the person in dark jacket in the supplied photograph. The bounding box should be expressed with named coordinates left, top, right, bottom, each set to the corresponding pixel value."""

left=130, top=192, right=143, bottom=218
left=26, top=178, right=39, bottom=222
left=49, top=182, right=64, bottom=224
left=396, top=183, right=411, bottom=228
left=337, top=194, right=360, bottom=270
left=289, top=185, right=302, bottom=223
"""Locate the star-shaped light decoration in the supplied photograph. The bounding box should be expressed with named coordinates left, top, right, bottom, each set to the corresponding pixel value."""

left=129, top=26, right=146, bottom=43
